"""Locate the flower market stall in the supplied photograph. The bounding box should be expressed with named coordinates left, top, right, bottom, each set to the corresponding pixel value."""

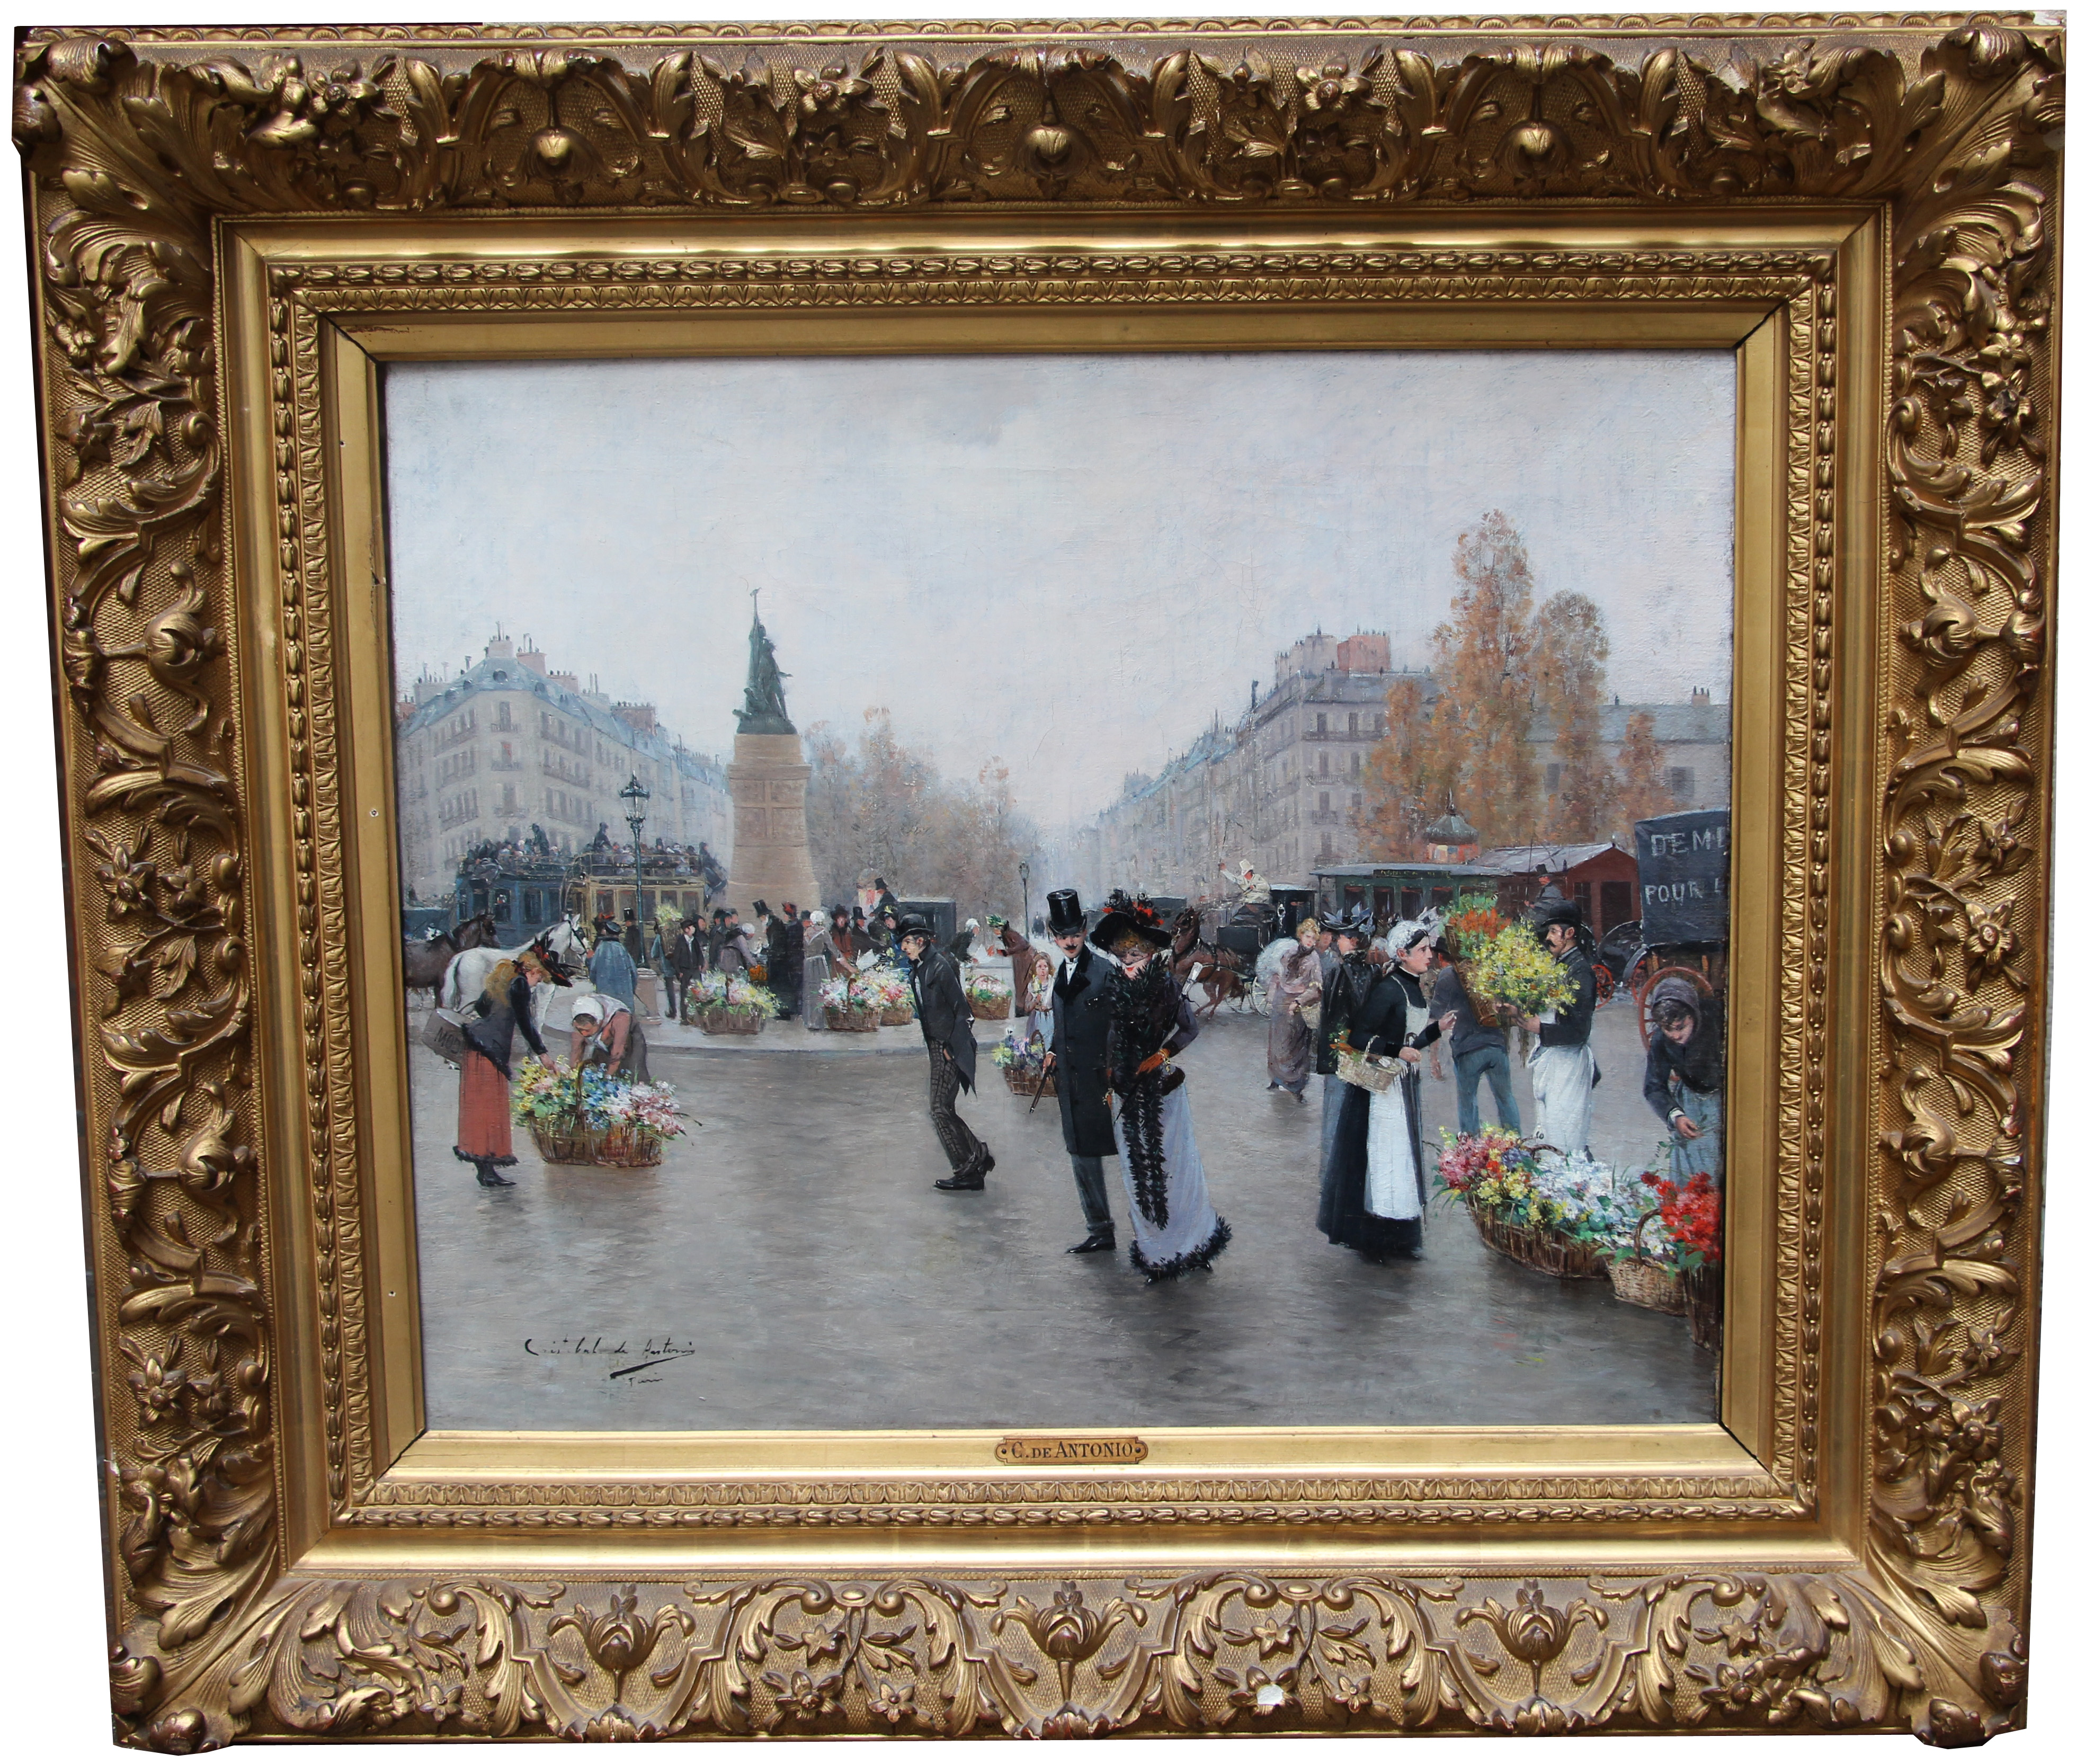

left=690, top=970, right=779, bottom=1036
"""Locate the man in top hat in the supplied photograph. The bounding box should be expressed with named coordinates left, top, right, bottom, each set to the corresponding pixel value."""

left=1527, top=897, right=1598, bottom=1155
left=1039, top=888, right=1120, bottom=1254
left=897, top=914, right=993, bottom=1191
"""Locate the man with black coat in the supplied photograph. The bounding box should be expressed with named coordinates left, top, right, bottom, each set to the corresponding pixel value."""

left=669, top=916, right=705, bottom=1021
left=898, top=914, right=993, bottom=1191
left=1038, top=889, right=1120, bottom=1254
left=769, top=902, right=805, bottom=1021
left=1528, top=898, right=1599, bottom=1154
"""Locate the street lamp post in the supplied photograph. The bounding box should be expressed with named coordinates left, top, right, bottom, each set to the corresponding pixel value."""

left=1018, top=860, right=1030, bottom=938
left=618, top=773, right=651, bottom=954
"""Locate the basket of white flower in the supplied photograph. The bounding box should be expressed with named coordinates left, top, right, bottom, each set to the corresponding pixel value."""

left=966, top=971, right=1013, bottom=1021
left=819, top=973, right=880, bottom=1032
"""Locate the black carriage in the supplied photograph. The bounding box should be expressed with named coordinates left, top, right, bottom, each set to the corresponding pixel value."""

left=1628, top=808, right=1730, bottom=1043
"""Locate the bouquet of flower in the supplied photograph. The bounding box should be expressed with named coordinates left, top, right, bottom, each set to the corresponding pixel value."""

left=1432, top=1128, right=1622, bottom=1277
left=1444, top=893, right=1506, bottom=955
left=1638, top=1169, right=1723, bottom=1348
left=991, top=1028, right=1049, bottom=1072
left=1458, top=919, right=1578, bottom=1019
left=817, top=974, right=855, bottom=1010
left=511, top=1056, right=685, bottom=1166
left=1642, top=1170, right=1723, bottom=1270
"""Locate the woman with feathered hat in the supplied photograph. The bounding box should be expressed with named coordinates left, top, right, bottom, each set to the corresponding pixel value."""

left=1317, top=910, right=1456, bottom=1263
left=1090, top=891, right=1231, bottom=1281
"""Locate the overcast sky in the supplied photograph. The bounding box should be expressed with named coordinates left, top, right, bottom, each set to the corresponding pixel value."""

left=385, top=351, right=1733, bottom=825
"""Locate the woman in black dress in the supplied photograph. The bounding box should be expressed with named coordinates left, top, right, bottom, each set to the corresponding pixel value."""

left=1317, top=914, right=1455, bottom=1262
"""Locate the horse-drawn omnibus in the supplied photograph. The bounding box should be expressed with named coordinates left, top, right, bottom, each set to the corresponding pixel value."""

left=1311, top=860, right=1509, bottom=928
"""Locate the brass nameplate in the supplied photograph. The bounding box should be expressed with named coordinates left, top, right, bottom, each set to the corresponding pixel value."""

left=995, top=1436, right=1148, bottom=1465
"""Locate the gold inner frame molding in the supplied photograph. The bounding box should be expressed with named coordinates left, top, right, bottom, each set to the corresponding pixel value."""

left=19, top=16, right=2055, bottom=1746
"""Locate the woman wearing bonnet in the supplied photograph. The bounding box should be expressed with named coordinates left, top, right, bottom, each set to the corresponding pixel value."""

left=1317, top=911, right=1456, bottom=1263
left=1642, top=972, right=1724, bottom=1187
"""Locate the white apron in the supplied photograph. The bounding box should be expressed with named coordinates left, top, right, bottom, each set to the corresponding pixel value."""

left=1364, top=1068, right=1424, bottom=1220
left=1530, top=1043, right=1598, bottom=1154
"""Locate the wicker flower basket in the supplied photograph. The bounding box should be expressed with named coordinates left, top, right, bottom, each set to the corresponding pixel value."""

left=825, top=1008, right=880, bottom=1033
left=1469, top=1202, right=1610, bottom=1280
left=527, top=1121, right=664, bottom=1169
left=970, top=995, right=1012, bottom=1021
left=1608, top=1209, right=1687, bottom=1315
left=1682, top=1264, right=1724, bottom=1352
left=1002, top=1067, right=1057, bottom=1098
left=699, top=1007, right=764, bottom=1036
left=880, top=1004, right=915, bottom=1027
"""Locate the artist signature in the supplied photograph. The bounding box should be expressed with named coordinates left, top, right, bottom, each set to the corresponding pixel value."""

left=522, top=1335, right=701, bottom=1387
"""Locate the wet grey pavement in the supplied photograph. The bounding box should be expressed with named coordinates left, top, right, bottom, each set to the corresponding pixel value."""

left=408, top=993, right=1714, bottom=1431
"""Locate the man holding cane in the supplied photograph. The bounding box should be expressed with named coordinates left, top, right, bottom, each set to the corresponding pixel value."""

left=1039, top=889, right=1121, bottom=1255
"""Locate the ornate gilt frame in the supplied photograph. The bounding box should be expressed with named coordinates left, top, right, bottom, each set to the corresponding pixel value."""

left=16, top=14, right=2059, bottom=1747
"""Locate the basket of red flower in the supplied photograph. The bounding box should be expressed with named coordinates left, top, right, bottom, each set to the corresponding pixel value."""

left=1644, top=1171, right=1723, bottom=1349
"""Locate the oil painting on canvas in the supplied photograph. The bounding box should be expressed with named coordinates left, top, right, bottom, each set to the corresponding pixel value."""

left=385, top=350, right=1735, bottom=1431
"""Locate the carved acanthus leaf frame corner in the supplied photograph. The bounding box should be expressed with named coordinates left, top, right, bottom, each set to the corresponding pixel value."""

left=15, top=16, right=2056, bottom=1749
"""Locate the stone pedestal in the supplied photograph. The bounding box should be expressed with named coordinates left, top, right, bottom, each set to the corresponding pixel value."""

left=725, top=731, right=821, bottom=917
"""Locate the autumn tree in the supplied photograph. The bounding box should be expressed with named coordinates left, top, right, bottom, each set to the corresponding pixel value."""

left=1428, top=510, right=1541, bottom=851
left=805, top=709, right=1041, bottom=920
left=1529, top=589, right=1617, bottom=842
left=1612, top=710, right=1676, bottom=840
left=1357, top=676, right=1464, bottom=858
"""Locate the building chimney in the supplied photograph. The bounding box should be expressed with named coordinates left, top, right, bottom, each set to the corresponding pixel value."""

left=548, top=671, right=579, bottom=692
left=486, top=634, right=515, bottom=660
left=614, top=701, right=657, bottom=734
left=516, top=636, right=546, bottom=675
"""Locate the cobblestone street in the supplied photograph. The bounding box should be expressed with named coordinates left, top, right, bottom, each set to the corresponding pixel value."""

left=409, top=992, right=1715, bottom=1432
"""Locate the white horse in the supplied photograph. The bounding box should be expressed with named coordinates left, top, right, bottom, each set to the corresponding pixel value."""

left=442, top=913, right=592, bottom=1024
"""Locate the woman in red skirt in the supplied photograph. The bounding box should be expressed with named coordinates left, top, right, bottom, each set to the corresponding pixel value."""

left=455, top=950, right=551, bottom=1188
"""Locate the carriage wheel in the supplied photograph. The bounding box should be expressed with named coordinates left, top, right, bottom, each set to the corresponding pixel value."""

left=1591, top=961, right=1617, bottom=1005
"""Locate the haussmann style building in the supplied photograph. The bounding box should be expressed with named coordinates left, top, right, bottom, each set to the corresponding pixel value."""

left=394, top=635, right=730, bottom=902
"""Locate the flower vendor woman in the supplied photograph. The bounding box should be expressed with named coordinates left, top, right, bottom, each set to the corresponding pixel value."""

left=568, top=991, right=651, bottom=1083
left=1317, top=913, right=1457, bottom=1263
left=455, top=952, right=550, bottom=1189
left=1642, top=973, right=1724, bottom=1187
left=1094, top=893, right=1231, bottom=1281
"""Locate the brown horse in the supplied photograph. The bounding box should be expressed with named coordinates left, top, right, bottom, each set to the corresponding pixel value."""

left=402, top=912, right=497, bottom=997
left=1169, top=907, right=1248, bottom=1020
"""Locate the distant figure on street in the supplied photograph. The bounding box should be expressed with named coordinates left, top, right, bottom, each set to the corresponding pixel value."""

left=800, top=908, right=853, bottom=1030
left=670, top=917, right=705, bottom=1022
left=714, top=911, right=754, bottom=977
left=587, top=925, right=640, bottom=1017
left=899, top=914, right=992, bottom=1192
left=1264, top=923, right=1322, bottom=1101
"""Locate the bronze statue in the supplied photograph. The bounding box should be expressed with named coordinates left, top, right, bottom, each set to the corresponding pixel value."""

left=737, top=590, right=795, bottom=734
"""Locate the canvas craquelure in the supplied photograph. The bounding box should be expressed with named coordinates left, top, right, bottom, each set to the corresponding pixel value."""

left=16, top=13, right=2057, bottom=1749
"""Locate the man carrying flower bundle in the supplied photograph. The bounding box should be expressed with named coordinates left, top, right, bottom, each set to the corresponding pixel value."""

left=1527, top=898, right=1598, bottom=1157
left=1429, top=932, right=1522, bottom=1138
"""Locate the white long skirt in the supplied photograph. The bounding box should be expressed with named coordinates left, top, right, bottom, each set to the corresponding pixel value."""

left=1530, top=1043, right=1598, bottom=1154
left=1364, top=1072, right=1424, bottom=1220
left=1113, top=1085, right=1231, bottom=1278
